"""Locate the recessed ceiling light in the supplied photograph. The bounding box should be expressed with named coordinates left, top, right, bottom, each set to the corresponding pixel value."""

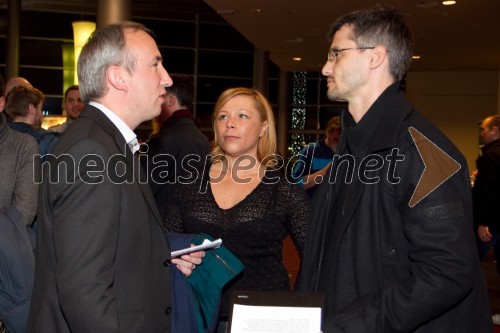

left=292, top=57, right=302, bottom=61
left=442, top=0, right=456, bottom=5
left=412, top=55, right=421, bottom=60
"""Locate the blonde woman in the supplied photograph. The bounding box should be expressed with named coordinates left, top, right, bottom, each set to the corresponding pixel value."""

left=165, top=87, right=309, bottom=333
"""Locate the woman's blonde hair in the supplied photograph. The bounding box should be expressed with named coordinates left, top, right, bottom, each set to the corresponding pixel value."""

left=211, top=87, right=278, bottom=167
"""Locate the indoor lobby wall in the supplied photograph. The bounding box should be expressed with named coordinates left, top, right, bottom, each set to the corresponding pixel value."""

left=406, top=70, right=500, bottom=173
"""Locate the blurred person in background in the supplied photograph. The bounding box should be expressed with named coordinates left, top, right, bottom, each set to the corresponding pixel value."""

left=0, top=74, right=39, bottom=333
left=292, top=115, right=341, bottom=197
left=48, top=85, right=85, bottom=133
left=5, top=85, right=59, bottom=158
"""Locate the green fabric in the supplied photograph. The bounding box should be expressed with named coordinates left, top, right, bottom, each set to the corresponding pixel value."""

left=188, top=233, right=244, bottom=332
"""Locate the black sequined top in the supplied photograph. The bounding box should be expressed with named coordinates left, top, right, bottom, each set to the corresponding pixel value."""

left=164, top=165, right=310, bottom=318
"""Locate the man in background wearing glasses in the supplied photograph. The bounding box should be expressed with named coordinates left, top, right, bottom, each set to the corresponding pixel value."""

left=299, top=7, right=492, bottom=333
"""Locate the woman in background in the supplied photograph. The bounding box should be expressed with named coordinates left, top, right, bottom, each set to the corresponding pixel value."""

left=164, top=87, right=309, bottom=333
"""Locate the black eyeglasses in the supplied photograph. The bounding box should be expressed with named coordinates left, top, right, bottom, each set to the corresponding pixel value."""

left=327, top=47, right=375, bottom=62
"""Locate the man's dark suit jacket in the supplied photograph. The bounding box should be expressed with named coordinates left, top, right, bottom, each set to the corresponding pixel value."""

left=27, top=105, right=173, bottom=332
left=146, top=111, right=210, bottom=223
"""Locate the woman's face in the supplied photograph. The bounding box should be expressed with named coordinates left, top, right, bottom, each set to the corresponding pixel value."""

left=215, top=95, right=268, bottom=160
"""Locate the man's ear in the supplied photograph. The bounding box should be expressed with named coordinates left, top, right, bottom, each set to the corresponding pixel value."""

left=106, top=65, right=128, bottom=91
left=167, top=94, right=176, bottom=107
left=368, top=45, right=387, bottom=69
left=28, top=103, right=36, bottom=116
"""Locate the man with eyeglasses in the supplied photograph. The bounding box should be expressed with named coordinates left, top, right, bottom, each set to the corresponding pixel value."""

left=299, top=7, right=491, bottom=333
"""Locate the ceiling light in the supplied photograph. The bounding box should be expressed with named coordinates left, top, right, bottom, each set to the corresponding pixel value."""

left=292, top=57, right=302, bottom=61
left=442, top=0, right=456, bottom=5
left=412, top=55, right=421, bottom=60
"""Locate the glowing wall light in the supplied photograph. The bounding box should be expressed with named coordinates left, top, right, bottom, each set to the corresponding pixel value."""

left=72, top=21, right=96, bottom=84
left=61, top=43, right=75, bottom=100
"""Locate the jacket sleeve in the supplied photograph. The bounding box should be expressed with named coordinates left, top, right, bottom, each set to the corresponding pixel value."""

left=0, top=206, right=35, bottom=333
left=13, top=136, right=39, bottom=226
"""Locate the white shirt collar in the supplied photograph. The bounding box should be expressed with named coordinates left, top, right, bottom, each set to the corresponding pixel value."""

left=89, top=101, right=138, bottom=153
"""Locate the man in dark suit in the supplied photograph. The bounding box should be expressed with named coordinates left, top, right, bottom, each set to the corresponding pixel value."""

left=146, top=75, right=211, bottom=223
left=28, top=21, right=202, bottom=332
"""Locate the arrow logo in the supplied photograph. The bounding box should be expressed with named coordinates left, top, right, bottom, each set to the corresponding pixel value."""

left=408, top=127, right=461, bottom=207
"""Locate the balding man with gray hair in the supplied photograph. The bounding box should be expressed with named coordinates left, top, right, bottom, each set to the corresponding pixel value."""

left=474, top=115, right=500, bottom=261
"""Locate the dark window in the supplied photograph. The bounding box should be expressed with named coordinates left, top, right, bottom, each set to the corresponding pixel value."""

left=196, top=103, right=215, bottom=129
left=20, top=39, right=68, bottom=67
left=304, top=79, right=321, bottom=105
left=0, top=10, right=6, bottom=35
left=0, top=38, right=6, bottom=63
left=267, top=78, right=279, bottom=105
left=197, top=76, right=252, bottom=103
left=198, top=50, right=253, bottom=77
left=19, top=67, right=63, bottom=96
left=198, top=23, right=253, bottom=51
left=160, top=47, right=195, bottom=74
left=21, top=11, right=94, bottom=39
left=138, top=19, right=196, bottom=47
left=269, top=61, right=280, bottom=78
left=42, top=96, right=64, bottom=115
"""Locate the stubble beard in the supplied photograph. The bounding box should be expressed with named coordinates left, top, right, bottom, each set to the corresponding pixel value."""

left=327, top=86, right=344, bottom=102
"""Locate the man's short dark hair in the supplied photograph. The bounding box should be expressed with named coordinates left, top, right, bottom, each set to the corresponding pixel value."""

left=165, top=75, right=194, bottom=110
left=5, top=85, right=45, bottom=119
left=65, top=85, right=80, bottom=99
left=328, top=7, right=413, bottom=81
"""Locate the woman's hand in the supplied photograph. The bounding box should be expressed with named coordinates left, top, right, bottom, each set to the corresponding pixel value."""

left=171, top=246, right=205, bottom=277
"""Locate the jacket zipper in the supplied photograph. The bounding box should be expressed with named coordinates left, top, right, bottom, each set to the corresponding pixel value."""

left=211, top=250, right=237, bottom=275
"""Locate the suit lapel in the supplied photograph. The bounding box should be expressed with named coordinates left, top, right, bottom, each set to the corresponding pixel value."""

left=118, top=134, right=164, bottom=228
left=81, top=105, right=164, bottom=228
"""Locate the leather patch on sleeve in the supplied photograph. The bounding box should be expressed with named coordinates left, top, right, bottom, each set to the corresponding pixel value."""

left=424, top=202, right=464, bottom=219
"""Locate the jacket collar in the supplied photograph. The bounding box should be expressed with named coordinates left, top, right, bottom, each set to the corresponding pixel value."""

left=343, top=81, right=412, bottom=157
left=160, top=109, right=194, bottom=131
left=481, top=138, right=500, bottom=153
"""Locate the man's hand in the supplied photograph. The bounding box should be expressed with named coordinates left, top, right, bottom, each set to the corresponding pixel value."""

left=171, top=246, right=205, bottom=277
left=478, top=225, right=492, bottom=242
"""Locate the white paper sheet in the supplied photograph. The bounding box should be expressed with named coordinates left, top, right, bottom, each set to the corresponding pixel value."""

left=230, top=304, right=321, bottom=333
left=170, top=238, right=222, bottom=258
